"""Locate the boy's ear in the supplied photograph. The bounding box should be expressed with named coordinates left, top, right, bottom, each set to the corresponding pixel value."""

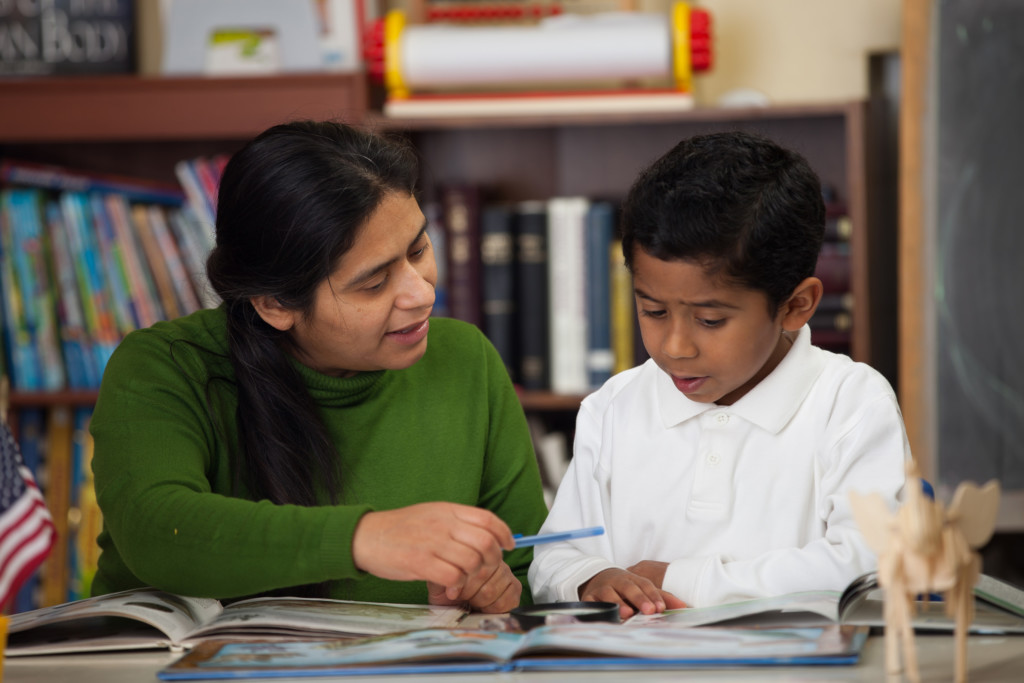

left=780, top=276, right=824, bottom=332
left=251, top=295, right=297, bottom=332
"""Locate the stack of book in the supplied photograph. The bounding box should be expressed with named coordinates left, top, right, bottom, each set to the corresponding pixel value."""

left=431, top=186, right=639, bottom=397
left=0, top=157, right=222, bottom=610
left=811, top=200, right=853, bottom=355
left=0, top=158, right=219, bottom=393
left=434, top=187, right=857, bottom=394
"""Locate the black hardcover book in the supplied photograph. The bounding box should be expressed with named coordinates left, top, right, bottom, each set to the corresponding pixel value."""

left=480, top=203, right=517, bottom=381
left=440, top=184, right=482, bottom=327
left=514, top=201, right=549, bottom=391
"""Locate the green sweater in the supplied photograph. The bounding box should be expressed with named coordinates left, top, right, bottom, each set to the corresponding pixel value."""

left=89, top=308, right=548, bottom=605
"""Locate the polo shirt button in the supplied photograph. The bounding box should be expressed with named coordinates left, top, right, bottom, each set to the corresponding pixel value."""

left=716, top=414, right=729, bottom=424
left=707, top=452, right=721, bottom=464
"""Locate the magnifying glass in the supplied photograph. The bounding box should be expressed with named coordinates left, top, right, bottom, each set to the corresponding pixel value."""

left=510, top=602, right=620, bottom=630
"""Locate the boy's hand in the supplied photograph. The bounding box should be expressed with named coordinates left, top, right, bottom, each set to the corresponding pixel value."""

left=426, top=561, right=522, bottom=613
left=579, top=568, right=687, bottom=619
left=627, top=560, right=670, bottom=587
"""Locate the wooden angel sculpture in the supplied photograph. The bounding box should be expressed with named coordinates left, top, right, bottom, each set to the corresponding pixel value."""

left=849, top=461, right=1000, bottom=683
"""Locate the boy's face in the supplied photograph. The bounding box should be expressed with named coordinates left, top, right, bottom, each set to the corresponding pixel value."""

left=632, top=249, right=793, bottom=406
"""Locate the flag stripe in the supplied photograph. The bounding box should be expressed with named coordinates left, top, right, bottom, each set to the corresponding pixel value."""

left=0, top=482, right=48, bottom=541
left=0, top=520, right=55, bottom=607
left=0, top=492, right=55, bottom=600
left=0, top=469, right=49, bottom=537
left=0, top=448, right=56, bottom=610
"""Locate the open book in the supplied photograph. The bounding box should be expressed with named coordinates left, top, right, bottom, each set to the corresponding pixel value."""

left=5, top=588, right=466, bottom=656
left=626, top=572, right=1024, bottom=634
left=159, top=623, right=868, bottom=679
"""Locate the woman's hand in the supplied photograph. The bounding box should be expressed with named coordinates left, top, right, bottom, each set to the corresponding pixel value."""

left=351, top=502, right=514, bottom=590
left=579, top=567, right=687, bottom=619
left=426, top=560, right=522, bottom=614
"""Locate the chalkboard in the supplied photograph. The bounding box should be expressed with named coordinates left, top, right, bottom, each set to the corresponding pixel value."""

left=902, top=0, right=1024, bottom=518
left=933, top=0, right=1024, bottom=491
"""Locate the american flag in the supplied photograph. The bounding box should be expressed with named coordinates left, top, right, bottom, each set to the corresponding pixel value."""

left=0, top=422, right=55, bottom=610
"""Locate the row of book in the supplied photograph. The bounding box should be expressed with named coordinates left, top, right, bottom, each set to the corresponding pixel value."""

left=429, top=186, right=855, bottom=395
left=7, top=405, right=99, bottom=611
left=0, top=155, right=226, bottom=612
left=809, top=203, right=854, bottom=354
left=429, top=188, right=641, bottom=396
left=0, top=159, right=219, bottom=392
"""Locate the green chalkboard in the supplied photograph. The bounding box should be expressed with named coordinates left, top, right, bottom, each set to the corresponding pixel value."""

left=931, top=0, right=1024, bottom=492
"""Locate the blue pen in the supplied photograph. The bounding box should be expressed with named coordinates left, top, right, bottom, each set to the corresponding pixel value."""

left=512, top=526, right=604, bottom=548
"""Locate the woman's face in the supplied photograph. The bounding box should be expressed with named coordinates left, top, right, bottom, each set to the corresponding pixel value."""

left=286, top=192, right=437, bottom=377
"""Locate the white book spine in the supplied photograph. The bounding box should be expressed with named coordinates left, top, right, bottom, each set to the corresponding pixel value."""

left=546, top=196, right=590, bottom=395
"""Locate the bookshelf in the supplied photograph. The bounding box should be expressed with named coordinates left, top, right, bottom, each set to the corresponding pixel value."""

left=372, top=99, right=895, bottom=384
left=1, top=76, right=898, bottom=606
left=2, top=75, right=896, bottom=398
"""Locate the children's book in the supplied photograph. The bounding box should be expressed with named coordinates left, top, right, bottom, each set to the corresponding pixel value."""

left=66, top=406, right=100, bottom=601
left=88, top=193, right=138, bottom=334
left=0, top=159, right=185, bottom=206
left=0, top=189, right=48, bottom=390
left=59, top=192, right=121, bottom=375
left=5, top=588, right=467, bottom=657
left=44, top=200, right=97, bottom=389
left=625, top=572, right=1024, bottom=634
left=158, top=623, right=868, bottom=679
left=166, top=206, right=219, bottom=309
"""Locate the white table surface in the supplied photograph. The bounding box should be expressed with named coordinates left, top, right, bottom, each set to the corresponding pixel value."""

left=4, top=635, right=1024, bottom=683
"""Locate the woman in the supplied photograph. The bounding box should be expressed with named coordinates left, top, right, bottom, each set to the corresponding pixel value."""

left=89, top=120, right=548, bottom=613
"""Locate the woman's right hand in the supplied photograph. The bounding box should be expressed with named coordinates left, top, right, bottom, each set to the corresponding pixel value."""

left=351, top=502, right=515, bottom=589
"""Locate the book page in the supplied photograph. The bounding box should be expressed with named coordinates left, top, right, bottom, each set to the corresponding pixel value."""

left=160, top=624, right=868, bottom=679
left=161, top=630, right=522, bottom=678
left=6, top=588, right=222, bottom=655
left=515, top=622, right=866, bottom=664
left=186, top=597, right=467, bottom=642
left=838, top=572, right=1024, bottom=633
left=975, top=574, right=1024, bottom=618
left=625, top=590, right=843, bottom=629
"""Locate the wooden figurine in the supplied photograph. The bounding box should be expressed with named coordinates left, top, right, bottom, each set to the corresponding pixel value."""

left=850, top=462, right=1000, bottom=683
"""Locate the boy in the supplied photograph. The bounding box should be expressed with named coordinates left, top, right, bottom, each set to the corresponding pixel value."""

left=528, top=131, right=908, bottom=618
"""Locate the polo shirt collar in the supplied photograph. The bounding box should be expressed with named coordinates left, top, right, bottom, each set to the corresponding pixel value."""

left=657, top=325, right=826, bottom=433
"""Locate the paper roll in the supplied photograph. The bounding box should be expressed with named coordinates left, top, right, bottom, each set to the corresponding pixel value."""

left=399, top=13, right=672, bottom=88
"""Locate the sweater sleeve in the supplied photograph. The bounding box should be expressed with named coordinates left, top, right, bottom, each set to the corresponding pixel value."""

left=90, top=328, right=370, bottom=599
left=475, top=331, right=549, bottom=605
left=662, top=391, right=909, bottom=606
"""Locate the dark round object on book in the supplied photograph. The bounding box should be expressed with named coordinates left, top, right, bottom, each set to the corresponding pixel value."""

left=510, top=601, right=620, bottom=630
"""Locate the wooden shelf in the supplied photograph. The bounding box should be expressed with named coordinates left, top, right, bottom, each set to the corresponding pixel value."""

left=1, top=73, right=369, bottom=142
left=517, top=390, right=586, bottom=412
left=367, top=101, right=863, bottom=132
left=1, top=73, right=859, bottom=141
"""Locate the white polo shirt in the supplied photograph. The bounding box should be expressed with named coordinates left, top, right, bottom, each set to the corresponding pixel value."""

left=529, top=325, right=909, bottom=607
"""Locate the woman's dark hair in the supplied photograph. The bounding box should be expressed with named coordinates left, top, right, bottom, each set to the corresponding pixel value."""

left=206, top=120, right=419, bottom=511
left=620, top=131, right=825, bottom=313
